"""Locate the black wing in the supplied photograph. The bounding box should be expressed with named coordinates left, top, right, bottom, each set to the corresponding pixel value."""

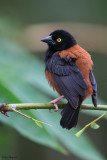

left=47, top=54, right=88, bottom=109
left=89, top=70, right=97, bottom=107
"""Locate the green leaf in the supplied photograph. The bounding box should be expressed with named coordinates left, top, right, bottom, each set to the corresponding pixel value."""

left=90, top=123, right=100, bottom=129
left=75, top=126, right=87, bottom=137
left=0, top=38, right=105, bottom=160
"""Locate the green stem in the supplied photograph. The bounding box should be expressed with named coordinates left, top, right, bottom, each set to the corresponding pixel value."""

left=85, top=112, right=107, bottom=128
left=4, top=103, right=107, bottom=111
left=0, top=103, right=106, bottom=130
left=10, top=106, right=52, bottom=127
left=75, top=112, right=107, bottom=137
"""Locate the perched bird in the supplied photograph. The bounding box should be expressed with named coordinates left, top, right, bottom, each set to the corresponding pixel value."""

left=41, top=30, right=97, bottom=130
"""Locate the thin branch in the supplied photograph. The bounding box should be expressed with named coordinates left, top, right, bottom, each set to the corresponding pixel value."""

left=75, top=112, right=107, bottom=137
left=0, top=103, right=107, bottom=112
left=0, top=103, right=106, bottom=130
left=11, top=107, right=51, bottom=127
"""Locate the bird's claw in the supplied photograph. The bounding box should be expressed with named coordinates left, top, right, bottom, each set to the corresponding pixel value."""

left=49, top=108, right=52, bottom=113
left=53, top=103, right=58, bottom=112
left=48, top=96, right=64, bottom=113
left=49, top=100, right=59, bottom=112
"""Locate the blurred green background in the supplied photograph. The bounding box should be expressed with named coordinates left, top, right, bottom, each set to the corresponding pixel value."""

left=0, top=0, right=107, bottom=160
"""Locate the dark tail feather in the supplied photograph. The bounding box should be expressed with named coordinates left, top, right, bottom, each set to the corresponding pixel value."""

left=92, top=91, right=97, bottom=107
left=60, top=102, right=80, bottom=130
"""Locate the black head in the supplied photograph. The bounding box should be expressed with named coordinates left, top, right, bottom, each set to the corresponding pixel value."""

left=41, top=30, right=77, bottom=52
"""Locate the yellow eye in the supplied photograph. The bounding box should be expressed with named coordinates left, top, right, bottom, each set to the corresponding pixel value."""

left=57, top=38, right=61, bottom=42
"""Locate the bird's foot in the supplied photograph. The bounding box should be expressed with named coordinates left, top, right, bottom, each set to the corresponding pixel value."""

left=49, top=95, right=64, bottom=112
left=0, top=103, right=9, bottom=117
left=49, top=100, right=59, bottom=112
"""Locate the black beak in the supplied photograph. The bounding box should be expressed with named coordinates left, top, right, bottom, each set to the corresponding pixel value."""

left=41, top=35, right=53, bottom=44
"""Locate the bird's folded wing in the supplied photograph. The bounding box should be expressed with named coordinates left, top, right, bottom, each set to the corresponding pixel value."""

left=89, top=70, right=97, bottom=107
left=47, top=53, right=88, bottom=109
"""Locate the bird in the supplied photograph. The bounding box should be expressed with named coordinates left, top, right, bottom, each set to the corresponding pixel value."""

left=41, top=29, right=97, bottom=130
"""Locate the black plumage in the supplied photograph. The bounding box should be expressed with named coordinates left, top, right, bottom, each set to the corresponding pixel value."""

left=46, top=53, right=88, bottom=129
left=89, top=70, right=97, bottom=107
